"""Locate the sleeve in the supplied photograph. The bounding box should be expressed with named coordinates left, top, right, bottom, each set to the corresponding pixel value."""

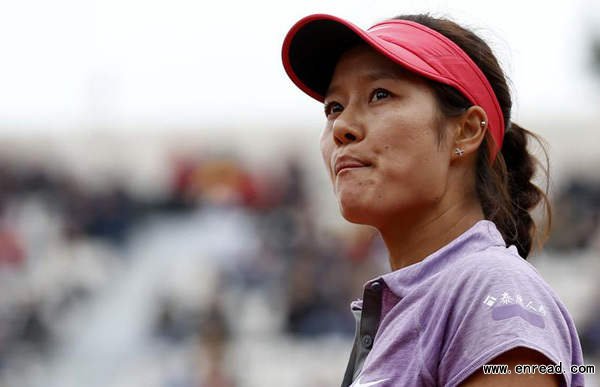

left=430, top=248, right=583, bottom=387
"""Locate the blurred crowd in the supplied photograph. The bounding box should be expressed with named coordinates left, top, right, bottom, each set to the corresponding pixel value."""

left=0, top=152, right=388, bottom=387
left=552, top=179, right=600, bottom=360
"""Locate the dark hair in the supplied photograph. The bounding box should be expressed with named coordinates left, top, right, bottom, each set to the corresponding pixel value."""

left=393, top=14, right=551, bottom=259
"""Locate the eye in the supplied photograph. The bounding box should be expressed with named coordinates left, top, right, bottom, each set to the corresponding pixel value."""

left=369, top=88, right=391, bottom=102
left=324, top=101, right=343, bottom=118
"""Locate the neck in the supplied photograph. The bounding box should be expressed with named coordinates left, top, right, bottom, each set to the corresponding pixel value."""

left=379, top=196, right=484, bottom=271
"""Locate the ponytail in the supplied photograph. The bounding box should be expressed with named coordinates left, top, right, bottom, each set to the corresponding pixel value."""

left=477, top=123, right=551, bottom=258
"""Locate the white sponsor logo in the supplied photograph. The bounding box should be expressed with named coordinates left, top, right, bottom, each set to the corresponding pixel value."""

left=483, top=295, right=497, bottom=307
left=482, top=291, right=546, bottom=315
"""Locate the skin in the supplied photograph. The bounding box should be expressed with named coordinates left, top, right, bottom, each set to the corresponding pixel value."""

left=320, top=45, right=560, bottom=386
left=321, top=44, right=486, bottom=271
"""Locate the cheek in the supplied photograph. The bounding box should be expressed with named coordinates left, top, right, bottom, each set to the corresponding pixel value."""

left=374, top=132, right=448, bottom=200
left=392, top=152, right=448, bottom=202
left=320, top=132, right=334, bottom=176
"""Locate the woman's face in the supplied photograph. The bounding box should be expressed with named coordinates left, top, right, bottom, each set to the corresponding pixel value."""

left=320, top=45, right=455, bottom=227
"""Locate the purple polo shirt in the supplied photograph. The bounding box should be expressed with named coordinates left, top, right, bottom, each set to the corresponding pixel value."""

left=341, top=220, right=584, bottom=387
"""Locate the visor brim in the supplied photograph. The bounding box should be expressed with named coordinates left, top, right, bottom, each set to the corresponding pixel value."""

left=282, top=14, right=440, bottom=102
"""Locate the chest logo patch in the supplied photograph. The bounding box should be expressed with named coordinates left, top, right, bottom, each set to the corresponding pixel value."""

left=482, top=292, right=546, bottom=328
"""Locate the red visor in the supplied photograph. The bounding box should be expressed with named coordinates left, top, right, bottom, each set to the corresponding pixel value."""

left=282, top=14, right=505, bottom=161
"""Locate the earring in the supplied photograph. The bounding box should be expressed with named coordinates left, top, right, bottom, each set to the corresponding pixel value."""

left=454, top=148, right=465, bottom=157
left=480, top=120, right=486, bottom=127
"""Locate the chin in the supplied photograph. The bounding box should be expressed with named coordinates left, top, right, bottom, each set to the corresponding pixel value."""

left=335, top=186, right=395, bottom=226
left=338, top=200, right=377, bottom=226
left=338, top=194, right=413, bottom=228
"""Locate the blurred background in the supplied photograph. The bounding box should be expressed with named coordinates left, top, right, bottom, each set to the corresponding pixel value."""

left=0, top=0, right=599, bottom=386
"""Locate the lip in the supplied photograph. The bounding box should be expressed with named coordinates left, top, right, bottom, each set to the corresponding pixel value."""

left=334, top=155, right=371, bottom=176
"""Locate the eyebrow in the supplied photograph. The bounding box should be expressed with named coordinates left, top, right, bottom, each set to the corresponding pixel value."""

left=325, top=68, right=409, bottom=100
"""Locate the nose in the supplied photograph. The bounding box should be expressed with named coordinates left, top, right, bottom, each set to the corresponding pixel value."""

left=332, top=111, right=365, bottom=146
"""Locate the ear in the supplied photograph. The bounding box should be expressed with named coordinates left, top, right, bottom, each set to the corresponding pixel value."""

left=452, top=106, right=488, bottom=161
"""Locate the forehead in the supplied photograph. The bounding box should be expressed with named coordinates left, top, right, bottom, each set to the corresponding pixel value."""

left=326, top=45, right=420, bottom=96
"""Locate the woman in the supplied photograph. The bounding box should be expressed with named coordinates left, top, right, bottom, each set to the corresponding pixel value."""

left=281, top=13, right=585, bottom=387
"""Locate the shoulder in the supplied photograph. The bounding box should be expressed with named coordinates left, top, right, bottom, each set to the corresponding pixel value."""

left=435, top=242, right=568, bottom=330
left=441, top=242, right=553, bottom=298
left=457, top=242, right=539, bottom=277
left=431, top=243, right=584, bottom=387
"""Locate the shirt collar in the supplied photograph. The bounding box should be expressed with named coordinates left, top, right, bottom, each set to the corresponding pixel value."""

left=372, top=220, right=506, bottom=298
